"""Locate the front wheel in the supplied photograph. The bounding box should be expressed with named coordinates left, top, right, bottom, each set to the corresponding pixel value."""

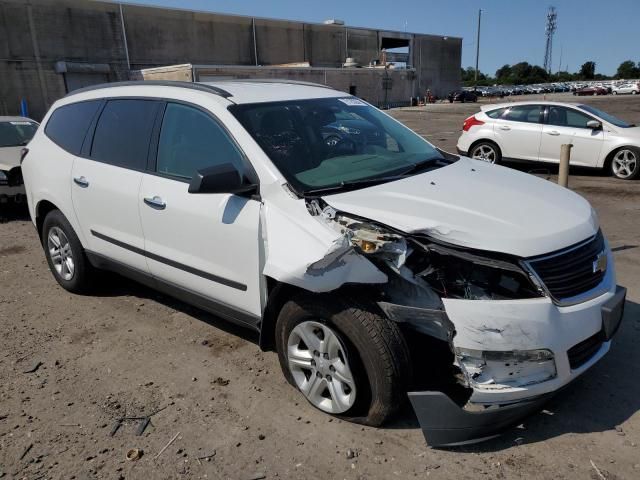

left=470, top=141, right=501, bottom=164
left=275, top=294, right=410, bottom=426
left=611, top=147, right=640, bottom=180
left=633, top=90, right=638, bottom=95
left=42, top=209, right=96, bottom=293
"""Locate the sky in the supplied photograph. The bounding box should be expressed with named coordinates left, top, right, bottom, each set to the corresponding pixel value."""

left=118, top=0, right=640, bottom=76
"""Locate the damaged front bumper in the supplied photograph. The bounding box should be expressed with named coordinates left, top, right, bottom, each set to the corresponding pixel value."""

left=406, top=285, right=626, bottom=447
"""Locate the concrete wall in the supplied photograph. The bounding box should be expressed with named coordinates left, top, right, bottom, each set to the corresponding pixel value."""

left=0, top=0, right=461, bottom=120
left=195, top=66, right=416, bottom=108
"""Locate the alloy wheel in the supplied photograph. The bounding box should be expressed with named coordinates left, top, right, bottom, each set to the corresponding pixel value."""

left=47, top=226, right=75, bottom=281
left=287, top=320, right=356, bottom=414
left=471, top=144, right=497, bottom=163
left=612, top=149, right=638, bottom=179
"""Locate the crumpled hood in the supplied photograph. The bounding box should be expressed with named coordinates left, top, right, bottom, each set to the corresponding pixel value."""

left=0, top=146, right=22, bottom=171
left=324, top=157, right=598, bottom=258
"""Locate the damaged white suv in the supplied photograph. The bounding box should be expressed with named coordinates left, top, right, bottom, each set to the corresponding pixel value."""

left=22, top=81, right=625, bottom=446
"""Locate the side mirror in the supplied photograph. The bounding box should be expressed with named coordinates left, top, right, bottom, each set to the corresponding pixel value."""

left=188, top=163, right=257, bottom=195
left=586, top=120, right=602, bottom=130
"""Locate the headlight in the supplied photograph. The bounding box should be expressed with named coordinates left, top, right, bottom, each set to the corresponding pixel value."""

left=0, top=171, right=7, bottom=185
left=334, top=214, right=407, bottom=268
left=407, top=240, right=543, bottom=300
left=456, top=348, right=557, bottom=389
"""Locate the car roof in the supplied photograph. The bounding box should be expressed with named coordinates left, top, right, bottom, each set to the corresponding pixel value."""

left=480, top=100, right=583, bottom=111
left=0, top=116, right=37, bottom=123
left=64, top=80, right=345, bottom=105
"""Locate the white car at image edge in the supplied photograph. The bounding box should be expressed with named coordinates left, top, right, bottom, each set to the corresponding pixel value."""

left=456, top=101, right=640, bottom=179
left=21, top=81, right=625, bottom=446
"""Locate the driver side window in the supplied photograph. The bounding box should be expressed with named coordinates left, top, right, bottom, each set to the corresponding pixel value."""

left=547, top=106, right=593, bottom=129
left=156, top=103, right=244, bottom=180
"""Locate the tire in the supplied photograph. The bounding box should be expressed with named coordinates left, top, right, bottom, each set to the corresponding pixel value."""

left=613, top=91, right=618, bottom=95
left=469, top=140, right=502, bottom=164
left=275, top=293, right=410, bottom=426
left=610, top=147, right=640, bottom=180
left=42, top=209, right=96, bottom=293
left=633, top=90, right=638, bottom=95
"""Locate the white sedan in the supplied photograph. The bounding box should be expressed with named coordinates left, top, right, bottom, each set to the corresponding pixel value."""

left=612, top=83, right=639, bottom=95
left=456, top=101, right=640, bottom=179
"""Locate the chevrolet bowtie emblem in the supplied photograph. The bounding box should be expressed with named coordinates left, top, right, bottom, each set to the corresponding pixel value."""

left=593, top=251, right=607, bottom=274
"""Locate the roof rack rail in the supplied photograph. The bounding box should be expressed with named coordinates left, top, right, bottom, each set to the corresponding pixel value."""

left=64, top=80, right=233, bottom=98
left=204, top=78, right=335, bottom=90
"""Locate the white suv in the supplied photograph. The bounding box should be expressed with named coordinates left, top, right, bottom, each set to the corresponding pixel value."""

left=22, top=81, right=625, bottom=446
left=457, top=101, right=640, bottom=179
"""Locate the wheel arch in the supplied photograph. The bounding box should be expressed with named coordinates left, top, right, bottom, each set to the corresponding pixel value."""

left=602, top=145, right=637, bottom=171
left=35, top=199, right=59, bottom=242
left=259, top=277, right=309, bottom=351
left=467, top=138, right=503, bottom=159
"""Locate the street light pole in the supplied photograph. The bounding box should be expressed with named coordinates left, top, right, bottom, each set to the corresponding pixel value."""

left=474, top=9, right=482, bottom=88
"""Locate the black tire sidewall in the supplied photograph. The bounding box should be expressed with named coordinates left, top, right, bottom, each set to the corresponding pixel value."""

left=471, top=141, right=502, bottom=164
left=42, top=210, right=91, bottom=293
left=275, top=295, right=409, bottom=426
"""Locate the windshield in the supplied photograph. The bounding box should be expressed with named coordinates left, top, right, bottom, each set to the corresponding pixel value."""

left=0, top=120, right=38, bottom=147
left=578, top=105, right=633, bottom=128
left=230, top=97, right=447, bottom=194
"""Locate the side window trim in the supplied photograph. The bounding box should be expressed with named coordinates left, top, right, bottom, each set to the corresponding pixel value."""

left=149, top=100, right=259, bottom=186
left=80, top=99, right=107, bottom=158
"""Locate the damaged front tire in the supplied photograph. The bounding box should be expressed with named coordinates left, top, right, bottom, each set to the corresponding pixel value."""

left=275, top=293, right=411, bottom=426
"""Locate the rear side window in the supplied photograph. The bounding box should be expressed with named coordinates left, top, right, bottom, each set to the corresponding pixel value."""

left=156, top=103, right=244, bottom=180
left=44, top=101, right=101, bottom=155
left=502, top=105, right=542, bottom=123
left=485, top=108, right=506, bottom=119
left=90, top=99, right=159, bottom=170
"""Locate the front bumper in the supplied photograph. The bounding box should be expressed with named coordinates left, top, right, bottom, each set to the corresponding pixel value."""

left=408, top=285, right=626, bottom=447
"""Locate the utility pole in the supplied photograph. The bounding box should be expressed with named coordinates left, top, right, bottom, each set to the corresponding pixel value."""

left=543, top=6, right=557, bottom=74
left=474, top=9, right=482, bottom=88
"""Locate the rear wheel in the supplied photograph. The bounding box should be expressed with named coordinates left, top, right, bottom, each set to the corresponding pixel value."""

left=611, top=147, right=640, bottom=180
left=42, top=209, right=95, bottom=293
left=633, top=90, right=638, bottom=95
left=275, top=294, right=410, bottom=426
left=470, top=141, right=501, bottom=164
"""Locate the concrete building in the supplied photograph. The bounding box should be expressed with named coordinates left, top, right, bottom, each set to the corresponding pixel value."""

left=0, top=0, right=462, bottom=120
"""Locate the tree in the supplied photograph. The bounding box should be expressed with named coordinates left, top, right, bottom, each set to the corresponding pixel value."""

left=579, top=61, right=596, bottom=80
left=616, top=60, right=640, bottom=79
left=495, top=64, right=512, bottom=82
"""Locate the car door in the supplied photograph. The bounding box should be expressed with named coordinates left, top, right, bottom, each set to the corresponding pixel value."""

left=138, top=101, right=262, bottom=323
left=492, top=105, right=543, bottom=161
left=71, top=98, right=161, bottom=273
left=538, top=105, right=604, bottom=167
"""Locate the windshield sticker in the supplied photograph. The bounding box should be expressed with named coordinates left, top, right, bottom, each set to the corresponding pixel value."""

left=10, top=121, right=32, bottom=125
left=338, top=97, right=367, bottom=106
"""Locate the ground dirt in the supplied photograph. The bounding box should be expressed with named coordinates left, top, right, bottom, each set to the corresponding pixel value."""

left=1, top=93, right=639, bottom=480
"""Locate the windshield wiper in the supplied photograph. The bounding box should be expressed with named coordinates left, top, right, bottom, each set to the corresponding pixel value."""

left=302, top=158, right=448, bottom=196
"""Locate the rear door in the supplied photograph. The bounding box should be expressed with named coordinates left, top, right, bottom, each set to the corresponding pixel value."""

left=538, top=105, right=604, bottom=167
left=493, top=105, right=543, bottom=161
left=138, top=101, right=263, bottom=323
left=71, top=98, right=160, bottom=272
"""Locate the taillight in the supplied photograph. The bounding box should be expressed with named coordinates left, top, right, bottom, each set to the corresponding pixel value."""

left=463, top=115, right=485, bottom=132
left=20, top=147, right=29, bottom=164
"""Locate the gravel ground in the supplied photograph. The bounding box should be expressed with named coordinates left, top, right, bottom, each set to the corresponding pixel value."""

left=1, top=92, right=639, bottom=480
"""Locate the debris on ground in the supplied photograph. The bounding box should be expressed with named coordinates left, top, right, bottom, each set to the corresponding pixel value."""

left=22, top=361, right=43, bottom=374
left=18, top=443, right=33, bottom=461
left=126, top=448, right=143, bottom=461
left=155, top=432, right=180, bottom=459
left=212, top=377, right=230, bottom=386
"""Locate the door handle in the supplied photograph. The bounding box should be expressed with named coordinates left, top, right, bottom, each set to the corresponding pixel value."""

left=73, top=176, right=89, bottom=188
left=499, top=125, right=511, bottom=131
left=143, top=195, right=166, bottom=210
left=547, top=130, right=560, bottom=136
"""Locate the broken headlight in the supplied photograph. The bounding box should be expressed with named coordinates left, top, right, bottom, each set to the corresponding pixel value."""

left=456, top=348, right=557, bottom=389
left=407, top=241, right=543, bottom=300
left=334, top=214, right=408, bottom=268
